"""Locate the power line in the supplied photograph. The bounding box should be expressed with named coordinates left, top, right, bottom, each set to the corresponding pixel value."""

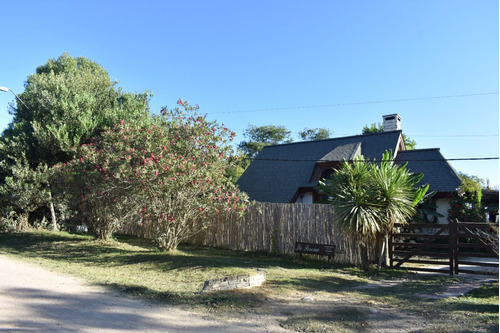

left=252, top=157, right=499, bottom=163
left=410, top=135, right=499, bottom=138
left=208, top=92, right=499, bottom=114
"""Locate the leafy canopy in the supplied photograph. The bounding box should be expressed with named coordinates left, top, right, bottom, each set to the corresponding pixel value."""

left=0, top=53, right=150, bottom=230
left=5, top=52, right=150, bottom=167
left=362, top=122, right=416, bottom=150
left=238, top=124, right=293, bottom=160
left=298, top=127, right=331, bottom=141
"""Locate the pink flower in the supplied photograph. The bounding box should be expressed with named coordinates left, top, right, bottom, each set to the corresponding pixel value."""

left=120, top=120, right=124, bottom=125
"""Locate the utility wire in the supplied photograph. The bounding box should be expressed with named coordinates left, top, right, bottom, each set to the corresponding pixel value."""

left=252, top=157, right=499, bottom=162
left=208, top=92, right=499, bottom=114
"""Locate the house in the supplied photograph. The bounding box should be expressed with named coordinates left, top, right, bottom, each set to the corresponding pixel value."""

left=237, top=114, right=462, bottom=224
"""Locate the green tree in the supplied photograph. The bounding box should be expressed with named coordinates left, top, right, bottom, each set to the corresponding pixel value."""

left=54, top=100, right=248, bottom=248
left=318, top=150, right=428, bottom=270
left=10, top=53, right=150, bottom=166
left=448, top=173, right=485, bottom=222
left=238, top=124, right=293, bottom=160
left=298, top=127, right=332, bottom=141
left=0, top=150, right=50, bottom=230
left=362, top=123, right=417, bottom=150
left=0, top=53, right=150, bottom=230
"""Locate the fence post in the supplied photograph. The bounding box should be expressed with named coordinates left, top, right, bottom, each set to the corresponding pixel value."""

left=455, top=219, right=461, bottom=275
left=450, top=219, right=460, bottom=275
left=389, top=228, right=394, bottom=268
left=448, top=219, right=455, bottom=275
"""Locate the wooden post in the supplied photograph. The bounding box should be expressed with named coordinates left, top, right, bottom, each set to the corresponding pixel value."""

left=389, top=228, right=394, bottom=268
left=448, top=219, right=455, bottom=275
left=454, top=219, right=460, bottom=275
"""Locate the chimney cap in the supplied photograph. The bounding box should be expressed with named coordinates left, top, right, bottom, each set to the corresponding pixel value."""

left=382, top=114, right=402, bottom=131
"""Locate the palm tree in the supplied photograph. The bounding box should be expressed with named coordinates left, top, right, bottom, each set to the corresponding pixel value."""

left=372, top=150, right=428, bottom=269
left=318, top=150, right=428, bottom=270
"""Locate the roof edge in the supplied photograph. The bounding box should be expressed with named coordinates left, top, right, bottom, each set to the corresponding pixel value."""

left=263, top=130, right=403, bottom=149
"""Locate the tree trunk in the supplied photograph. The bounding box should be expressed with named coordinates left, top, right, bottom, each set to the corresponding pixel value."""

left=377, top=236, right=386, bottom=272
left=47, top=188, right=57, bottom=231
left=360, top=244, right=369, bottom=271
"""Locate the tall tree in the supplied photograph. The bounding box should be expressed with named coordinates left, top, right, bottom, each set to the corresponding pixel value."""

left=318, top=150, right=428, bottom=270
left=238, top=124, right=293, bottom=160
left=9, top=53, right=150, bottom=166
left=298, top=127, right=332, bottom=141
left=0, top=53, right=150, bottom=230
left=362, top=123, right=417, bottom=150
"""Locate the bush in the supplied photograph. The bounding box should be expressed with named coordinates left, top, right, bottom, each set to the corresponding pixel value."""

left=53, top=100, right=248, bottom=249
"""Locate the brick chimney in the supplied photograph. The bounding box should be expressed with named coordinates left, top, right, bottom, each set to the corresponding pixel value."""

left=382, top=114, right=401, bottom=132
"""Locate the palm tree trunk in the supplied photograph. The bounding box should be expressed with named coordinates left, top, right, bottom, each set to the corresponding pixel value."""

left=360, top=244, right=369, bottom=271
left=377, top=234, right=390, bottom=271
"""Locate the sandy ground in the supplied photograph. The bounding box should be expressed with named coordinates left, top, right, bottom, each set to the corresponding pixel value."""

left=0, top=255, right=288, bottom=333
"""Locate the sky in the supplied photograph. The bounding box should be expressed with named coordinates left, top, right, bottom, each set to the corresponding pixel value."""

left=1, top=0, right=498, bottom=188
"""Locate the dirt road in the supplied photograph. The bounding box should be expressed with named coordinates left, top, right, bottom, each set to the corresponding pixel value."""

left=0, top=255, right=288, bottom=332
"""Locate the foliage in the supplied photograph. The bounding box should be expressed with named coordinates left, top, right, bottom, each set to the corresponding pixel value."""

left=361, top=122, right=417, bottom=150
left=298, top=127, right=331, bottom=141
left=448, top=173, right=485, bottom=222
left=0, top=140, right=50, bottom=230
left=53, top=100, right=249, bottom=248
left=238, top=124, right=293, bottom=160
left=0, top=211, right=21, bottom=233
left=0, top=53, right=150, bottom=231
left=7, top=53, right=150, bottom=167
left=318, top=150, right=428, bottom=269
left=318, top=156, right=381, bottom=240
left=224, top=155, right=247, bottom=183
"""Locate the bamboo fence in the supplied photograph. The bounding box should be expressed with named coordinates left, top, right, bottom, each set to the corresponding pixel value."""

left=120, top=202, right=376, bottom=264
left=186, top=202, right=374, bottom=265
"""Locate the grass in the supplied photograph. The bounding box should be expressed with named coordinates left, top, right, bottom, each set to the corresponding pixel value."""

left=0, top=231, right=498, bottom=332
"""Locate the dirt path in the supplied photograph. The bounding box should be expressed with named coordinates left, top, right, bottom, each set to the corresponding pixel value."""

left=0, top=255, right=288, bottom=333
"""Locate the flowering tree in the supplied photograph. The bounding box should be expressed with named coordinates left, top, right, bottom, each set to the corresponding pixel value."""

left=54, top=100, right=249, bottom=249
left=448, top=173, right=485, bottom=222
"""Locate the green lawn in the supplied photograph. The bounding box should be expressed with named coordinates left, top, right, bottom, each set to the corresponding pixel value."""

left=0, top=231, right=497, bottom=333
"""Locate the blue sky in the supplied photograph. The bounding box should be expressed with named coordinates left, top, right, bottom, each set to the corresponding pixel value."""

left=1, top=0, right=498, bottom=187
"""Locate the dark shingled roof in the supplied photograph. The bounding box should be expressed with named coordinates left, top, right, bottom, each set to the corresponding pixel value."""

left=237, top=131, right=403, bottom=203
left=395, top=149, right=462, bottom=193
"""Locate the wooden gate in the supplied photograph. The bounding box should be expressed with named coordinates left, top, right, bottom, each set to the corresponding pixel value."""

left=389, top=220, right=499, bottom=275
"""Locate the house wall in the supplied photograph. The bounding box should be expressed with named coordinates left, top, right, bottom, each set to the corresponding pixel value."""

left=436, top=198, right=451, bottom=224
left=295, top=192, right=314, bottom=204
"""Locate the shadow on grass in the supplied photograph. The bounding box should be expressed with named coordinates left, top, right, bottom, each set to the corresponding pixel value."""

left=267, top=274, right=363, bottom=294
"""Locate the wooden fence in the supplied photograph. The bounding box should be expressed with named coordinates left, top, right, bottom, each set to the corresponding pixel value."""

left=185, top=202, right=373, bottom=265
left=389, top=220, right=499, bottom=275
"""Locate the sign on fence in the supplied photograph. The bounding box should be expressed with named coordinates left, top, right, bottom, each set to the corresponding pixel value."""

left=295, top=242, right=336, bottom=262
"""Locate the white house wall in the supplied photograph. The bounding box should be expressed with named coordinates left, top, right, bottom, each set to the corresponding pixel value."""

left=295, top=192, right=314, bottom=204
left=436, top=198, right=451, bottom=224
